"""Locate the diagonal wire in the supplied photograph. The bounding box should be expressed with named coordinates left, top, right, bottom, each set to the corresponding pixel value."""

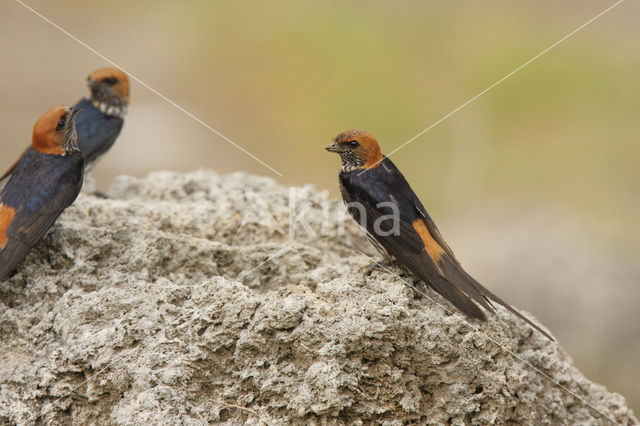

left=362, top=0, right=625, bottom=173
left=13, top=0, right=283, bottom=177
left=354, top=249, right=621, bottom=425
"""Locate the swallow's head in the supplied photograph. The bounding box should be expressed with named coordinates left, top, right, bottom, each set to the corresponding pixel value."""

left=32, top=106, right=80, bottom=155
left=325, top=129, right=383, bottom=171
left=87, top=67, right=130, bottom=112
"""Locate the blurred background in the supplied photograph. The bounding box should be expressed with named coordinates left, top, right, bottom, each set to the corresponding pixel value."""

left=1, top=0, right=639, bottom=413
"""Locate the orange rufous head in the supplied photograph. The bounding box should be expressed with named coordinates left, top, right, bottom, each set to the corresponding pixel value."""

left=325, top=129, right=383, bottom=170
left=32, top=106, right=80, bottom=155
left=87, top=67, right=130, bottom=105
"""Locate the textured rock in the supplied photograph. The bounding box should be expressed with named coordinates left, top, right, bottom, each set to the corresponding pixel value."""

left=0, top=170, right=636, bottom=425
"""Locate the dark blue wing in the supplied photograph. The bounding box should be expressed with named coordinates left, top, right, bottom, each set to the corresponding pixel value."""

left=74, top=98, right=124, bottom=167
left=0, top=151, right=84, bottom=280
left=0, top=147, right=30, bottom=192
left=340, top=157, right=553, bottom=339
left=340, top=158, right=487, bottom=320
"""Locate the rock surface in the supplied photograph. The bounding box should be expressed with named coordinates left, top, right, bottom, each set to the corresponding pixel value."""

left=0, top=170, right=636, bottom=425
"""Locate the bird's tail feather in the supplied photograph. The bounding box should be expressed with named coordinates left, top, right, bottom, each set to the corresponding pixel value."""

left=440, top=255, right=554, bottom=341
left=428, top=276, right=487, bottom=321
left=404, top=254, right=487, bottom=321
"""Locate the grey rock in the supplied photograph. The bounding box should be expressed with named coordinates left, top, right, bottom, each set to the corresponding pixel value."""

left=0, top=170, right=636, bottom=425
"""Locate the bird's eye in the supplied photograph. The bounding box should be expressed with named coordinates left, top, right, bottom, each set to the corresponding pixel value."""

left=103, top=77, right=118, bottom=85
left=56, top=113, right=67, bottom=130
left=348, top=140, right=359, bottom=148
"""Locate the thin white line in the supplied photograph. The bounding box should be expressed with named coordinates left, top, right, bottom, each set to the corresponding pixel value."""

left=41, top=247, right=289, bottom=418
left=236, top=248, right=288, bottom=282
left=373, top=0, right=625, bottom=170
left=354, top=250, right=621, bottom=425
left=13, top=0, right=283, bottom=177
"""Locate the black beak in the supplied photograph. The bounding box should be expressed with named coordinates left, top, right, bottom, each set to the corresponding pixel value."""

left=325, top=143, right=342, bottom=153
left=87, top=79, right=99, bottom=90
left=69, top=107, right=81, bottom=123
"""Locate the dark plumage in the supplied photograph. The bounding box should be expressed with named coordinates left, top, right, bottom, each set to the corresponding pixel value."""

left=326, top=130, right=553, bottom=341
left=74, top=97, right=124, bottom=168
left=78, top=67, right=129, bottom=169
left=0, top=67, right=127, bottom=187
left=0, top=107, right=84, bottom=280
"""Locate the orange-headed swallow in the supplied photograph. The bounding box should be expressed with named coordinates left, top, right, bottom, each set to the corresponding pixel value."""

left=1, top=67, right=128, bottom=186
left=76, top=67, right=129, bottom=169
left=326, top=130, right=553, bottom=340
left=0, top=107, right=84, bottom=281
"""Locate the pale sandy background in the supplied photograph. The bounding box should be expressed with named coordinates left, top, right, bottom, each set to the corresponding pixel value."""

left=1, top=0, right=639, bottom=412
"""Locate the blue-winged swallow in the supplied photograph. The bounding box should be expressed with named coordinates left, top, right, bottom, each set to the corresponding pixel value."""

left=1, top=67, right=128, bottom=187
left=75, top=67, right=129, bottom=169
left=326, top=130, right=553, bottom=340
left=0, top=107, right=84, bottom=280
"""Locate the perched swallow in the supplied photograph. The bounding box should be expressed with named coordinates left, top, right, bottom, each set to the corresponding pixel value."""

left=326, top=130, right=553, bottom=340
left=76, top=67, right=129, bottom=168
left=0, top=67, right=128, bottom=187
left=0, top=107, right=84, bottom=281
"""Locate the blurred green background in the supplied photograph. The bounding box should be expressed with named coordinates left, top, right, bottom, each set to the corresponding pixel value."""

left=2, top=0, right=639, bottom=413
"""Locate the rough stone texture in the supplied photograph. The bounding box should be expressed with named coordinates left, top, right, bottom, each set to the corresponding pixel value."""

left=0, top=170, right=636, bottom=425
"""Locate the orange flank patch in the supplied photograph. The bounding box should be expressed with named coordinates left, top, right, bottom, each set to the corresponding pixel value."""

left=412, top=219, right=445, bottom=263
left=0, top=204, right=16, bottom=250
